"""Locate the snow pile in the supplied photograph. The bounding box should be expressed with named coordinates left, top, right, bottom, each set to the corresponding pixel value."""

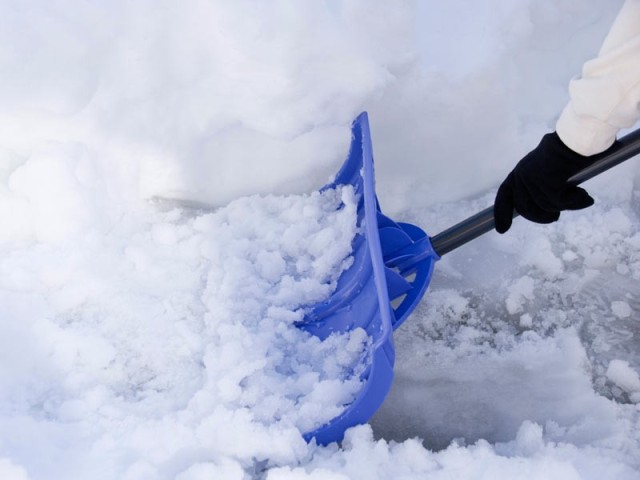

left=0, top=0, right=397, bottom=207
left=0, top=185, right=368, bottom=478
left=196, top=187, right=366, bottom=434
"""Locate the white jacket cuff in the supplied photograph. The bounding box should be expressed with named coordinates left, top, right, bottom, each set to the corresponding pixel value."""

left=556, top=104, right=619, bottom=156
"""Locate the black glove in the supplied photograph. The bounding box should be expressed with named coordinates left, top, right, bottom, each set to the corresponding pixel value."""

left=494, top=132, right=604, bottom=234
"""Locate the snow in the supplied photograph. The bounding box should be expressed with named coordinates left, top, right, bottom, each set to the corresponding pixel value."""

left=0, top=185, right=367, bottom=478
left=612, top=301, right=632, bottom=319
left=607, top=360, right=640, bottom=401
left=1, top=0, right=640, bottom=479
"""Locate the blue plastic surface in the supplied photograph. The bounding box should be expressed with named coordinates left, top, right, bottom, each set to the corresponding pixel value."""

left=297, top=112, right=440, bottom=445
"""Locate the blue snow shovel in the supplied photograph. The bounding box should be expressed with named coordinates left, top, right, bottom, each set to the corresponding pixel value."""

left=297, top=112, right=640, bottom=446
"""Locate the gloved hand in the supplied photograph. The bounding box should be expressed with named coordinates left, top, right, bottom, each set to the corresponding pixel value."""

left=494, top=132, right=605, bottom=234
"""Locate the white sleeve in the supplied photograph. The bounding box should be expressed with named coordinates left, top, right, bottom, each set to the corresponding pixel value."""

left=556, top=0, right=640, bottom=156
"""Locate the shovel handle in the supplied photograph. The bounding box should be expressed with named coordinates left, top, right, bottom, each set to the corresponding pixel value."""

left=431, top=128, right=640, bottom=257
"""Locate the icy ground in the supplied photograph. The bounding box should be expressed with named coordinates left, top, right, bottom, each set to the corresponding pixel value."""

left=372, top=185, right=640, bottom=459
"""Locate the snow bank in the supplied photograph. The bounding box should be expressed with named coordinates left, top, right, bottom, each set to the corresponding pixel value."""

left=1, top=1, right=628, bottom=212
left=0, top=0, right=394, bottom=207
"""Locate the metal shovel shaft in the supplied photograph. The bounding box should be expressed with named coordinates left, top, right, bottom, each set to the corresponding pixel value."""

left=431, top=128, right=640, bottom=257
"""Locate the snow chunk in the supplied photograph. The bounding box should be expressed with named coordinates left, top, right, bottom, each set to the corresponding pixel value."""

left=606, top=360, right=640, bottom=399
left=610, top=301, right=631, bottom=319
left=521, top=235, right=563, bottom=277
left=506, top=276, right=535, bottom=315
left=562, top=250, right=578, bottom=262
left=514, top=421, right=544, bottom=456
left=519, top=313, right=533, bottom=329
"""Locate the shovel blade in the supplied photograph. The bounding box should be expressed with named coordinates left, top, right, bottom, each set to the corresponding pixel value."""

left=298, top=112, right=439, bottom=445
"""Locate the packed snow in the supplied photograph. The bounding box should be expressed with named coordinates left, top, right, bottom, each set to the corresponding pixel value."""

left=1, top=0, right=640, bottom=479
